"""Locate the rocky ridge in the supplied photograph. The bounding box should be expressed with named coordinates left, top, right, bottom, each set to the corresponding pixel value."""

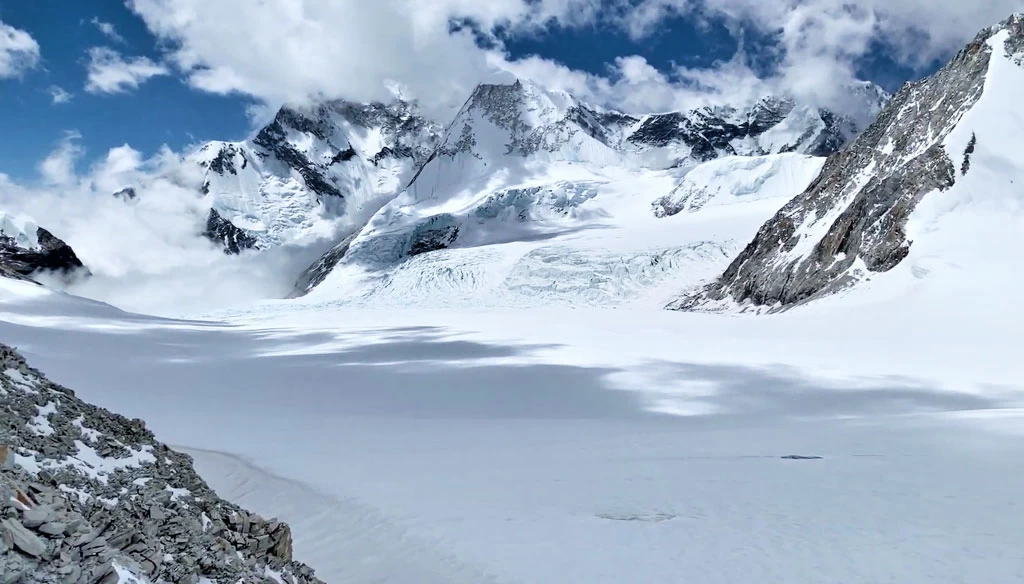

left=0, top=344, right=323, bottom=584
left=431, top=80, right=882, bottom=166
left=0, top=216, right=87, bottom=283
left=675, top=14, right=1024, bottom=310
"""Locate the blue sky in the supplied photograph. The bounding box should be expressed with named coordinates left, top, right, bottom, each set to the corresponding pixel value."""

left=0, top=1, right=251, bottom=181
left=0, top=0, right=978, bottom=183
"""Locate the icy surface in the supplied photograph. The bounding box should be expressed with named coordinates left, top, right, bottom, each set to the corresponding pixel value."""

left=307, top=141, right=823, bottom=308
left=1, top=272, right=1022, bottom=583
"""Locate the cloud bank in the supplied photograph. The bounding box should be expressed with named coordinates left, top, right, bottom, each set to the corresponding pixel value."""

left=124, top=0, right=1024, bottom=116
left=1, top=137, right=336, bottom=317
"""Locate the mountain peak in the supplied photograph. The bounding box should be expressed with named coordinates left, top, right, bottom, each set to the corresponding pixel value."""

left=676, top=12, right=1023, bottom=310
left=192, top=96, right=443, bottom=252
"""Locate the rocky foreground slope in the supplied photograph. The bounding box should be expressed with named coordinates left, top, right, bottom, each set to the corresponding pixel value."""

left=676, top=14, right=1024, bottom=310
left=0, top=344, right=323, bottom=584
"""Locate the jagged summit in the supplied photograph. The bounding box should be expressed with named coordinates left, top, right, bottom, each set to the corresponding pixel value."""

left=446, top=77, right=881, bottom=165
left=676, top=13, right=1024, bottom=310
left=191, top=97, right=443, bottom=252
left=0, top=212, right=87, bottom=282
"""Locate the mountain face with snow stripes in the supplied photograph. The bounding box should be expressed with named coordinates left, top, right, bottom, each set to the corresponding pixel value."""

left=196, top=79, right=880, bottom=260
left=288, top=80, right=881, bottom=294
left=676, top=14, right=1024, bottom=311
left=192, top=99, right=443, bottom=252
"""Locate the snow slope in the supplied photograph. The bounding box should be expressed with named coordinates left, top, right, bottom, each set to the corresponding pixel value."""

left=3, top=17, right=1021, bottom=584
left=653, top=153, right=826, bottom=217
left=2, top=273, right=1023, bottom=584
left=301, top=154, right=823, bottom=308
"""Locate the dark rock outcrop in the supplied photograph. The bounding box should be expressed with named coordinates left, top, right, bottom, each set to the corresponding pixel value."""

left=626, top=96, right=868, bottom=162
left=203, top=208, right=259, bottom=255
left=291, top=232, right=358, bottom=297
left=407, top=215, right=461, bottom=257
left=112, top=186, right=137, bottom=201
left=0, top=227, right=87, bottom=280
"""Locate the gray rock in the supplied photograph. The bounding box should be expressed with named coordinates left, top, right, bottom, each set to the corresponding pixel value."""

left=38, top=521, right=68, bottom=536
left=0, top=343, right=325, bottom=584
left=1, top=518, right=46, bottom=557
left=21, top=505, right=56, bottom=528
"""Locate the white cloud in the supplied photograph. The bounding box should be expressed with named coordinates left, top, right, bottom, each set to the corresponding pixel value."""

left=614, top=0, right=1023, bottom=108
left=49, top=85, right=73, bottom=104
left=0, top=19, right=40, bottom=78
left=125, top=0, right=616, bottom=119
left=38, top=132, right=84, bottom=186
left=85, top=47, right=169, bottom=94
left=123, top=0, right=1024, bottom=121
left=1, top=138, right=331, bottom=316
left=90, top=17, right=126, bottom=44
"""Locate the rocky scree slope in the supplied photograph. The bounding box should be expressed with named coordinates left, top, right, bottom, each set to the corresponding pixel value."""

left=0, top=344, right=323, bottom=584
left=193, top=99, right=442, bottom=253
left=675, top=14, right=1024, bottom=310
left=0, top=214, right=86, bottom=283
left=293, top=80, right=883, bottom=295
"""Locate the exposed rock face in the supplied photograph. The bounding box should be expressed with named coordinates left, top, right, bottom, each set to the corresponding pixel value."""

left=291, top=232, right=358, bottom=297
left=0, top=344, right=323, bottom=584
left=112, top=187, right=137, bottom=201
left=193, top=99, right=443, bottom=252
left=675, top=16, right=1021, bottom=310
left=0, top=226, right=87, bottom=281
left=626, top=96, right=864, bottom=162
left=203, top=208, right=259, bottom=255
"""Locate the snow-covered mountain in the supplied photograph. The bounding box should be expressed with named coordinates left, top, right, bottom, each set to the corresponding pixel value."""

left=293, top=79, right=875, bottom=296
left=192, top=99, right=443, bottom=252
left=676, top=14, right=1024, bottom=311
left=623, top=86, right=886, bottom=164
left=0, top=212, right=86, bottom=281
